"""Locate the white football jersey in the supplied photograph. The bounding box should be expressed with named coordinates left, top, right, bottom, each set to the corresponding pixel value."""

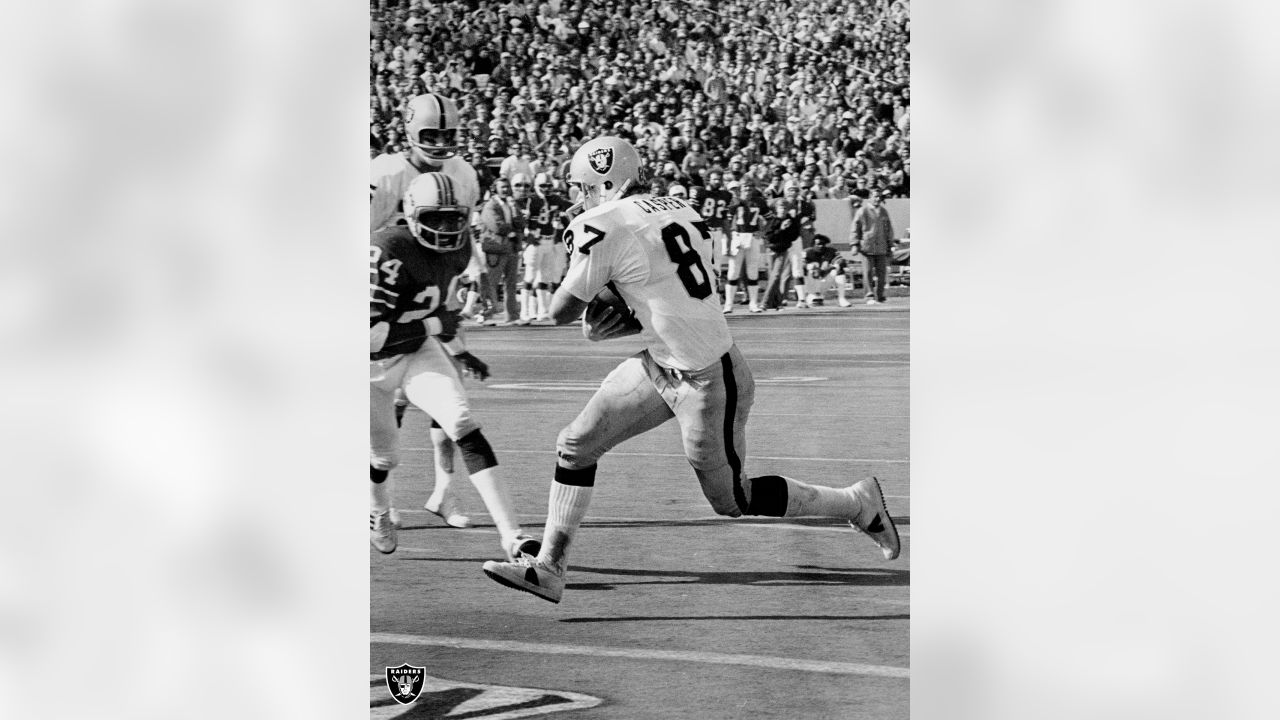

left=370, top=153, right=480, bottom=232
left=561, top=194, right=731, bottom=371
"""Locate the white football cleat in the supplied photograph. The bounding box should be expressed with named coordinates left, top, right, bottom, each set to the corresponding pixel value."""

left=503, top=533, right=542, bottom=562
left=424, top=495, right=471, bottom=528
left=838, top=298, right=852, bottom=307
left=847, top=477, right=900, bottom=560
left=370, top=510, right=397, bottom=554
left=482, top=555, right=564, bottom=603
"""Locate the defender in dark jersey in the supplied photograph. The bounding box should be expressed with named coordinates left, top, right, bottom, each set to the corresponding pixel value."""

left=370, top=172, right=537, bottom=560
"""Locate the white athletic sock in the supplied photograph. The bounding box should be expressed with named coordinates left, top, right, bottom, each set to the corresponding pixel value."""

left=371, top=475, right=394, bottom=514
left=836, top=275, right=848, bottom=302
left=468, top=467, right=522, bottom=544
left=426, top=428, right=459, bottom=505
left=536, top=289, right=552, bottom=317
left=519, top=289, right=531, bottom=320
left=724, top=283, right=735, bottom=308
left=779, top=477, right=859, bottom=518
left=793, top=280, right=806, bottom=303
left=462, top=289, right=479, bottom=316
left=537, top=482, right=593, bottom=572
left=747, top=282, right=760, bottom=308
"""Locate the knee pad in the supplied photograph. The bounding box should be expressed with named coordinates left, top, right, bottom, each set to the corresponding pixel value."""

left=535, top=282, right=549, bottom=291
left=455, top=429, right=498, bottom=474
left=522, top=281, right=534, bottom=291
left=744, top=475, right=789, bottom=517
left=556, top=425, right=603, bottom=470
left=370, top=465, right=389, bottom=483
left=746, top=276, right=758, bottom=286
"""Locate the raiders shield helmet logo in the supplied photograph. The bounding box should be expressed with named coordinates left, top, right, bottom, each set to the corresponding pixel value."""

left=385, top=663, right=426, bottom=705
left=587, top=147, right=613, bottom=175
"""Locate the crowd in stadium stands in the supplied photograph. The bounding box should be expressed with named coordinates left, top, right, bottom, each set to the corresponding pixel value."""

left=370, top=0, right=910, bottom=202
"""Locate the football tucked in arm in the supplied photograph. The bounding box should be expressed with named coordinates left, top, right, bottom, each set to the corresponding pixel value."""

left=583, top=287, right=643, bottom=341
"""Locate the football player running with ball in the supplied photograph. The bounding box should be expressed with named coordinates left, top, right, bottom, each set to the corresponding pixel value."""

left=481, top=137, right=900, bottom=604
left=370, top=172, right=539, bottom=560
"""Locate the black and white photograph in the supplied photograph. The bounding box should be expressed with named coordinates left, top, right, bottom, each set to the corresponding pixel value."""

left=6, top=1, right=1280, bottom=719
left=367, top=0, right=911, bottom=717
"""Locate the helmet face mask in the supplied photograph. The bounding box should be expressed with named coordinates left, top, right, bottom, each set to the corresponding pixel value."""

left=403, top=172, right=471, bottom=252
left=404, top=94, right=461, bottom=162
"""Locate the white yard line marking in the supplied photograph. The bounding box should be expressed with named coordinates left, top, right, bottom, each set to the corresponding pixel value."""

left=370, top=633, right=909, bottom=679
left=396, top=448, right=908, bottom=463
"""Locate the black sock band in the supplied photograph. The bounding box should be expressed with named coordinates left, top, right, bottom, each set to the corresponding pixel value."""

left=555, top=463, right=597, bottom=487
left=370, top=466, right=389, bottom=484
left=456, top=429, right=498, bottom=474
left=745, top=475, right=789, bottom=517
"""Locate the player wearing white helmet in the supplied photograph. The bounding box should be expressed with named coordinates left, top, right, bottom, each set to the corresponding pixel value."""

left=371, top=93, right=480, bottom=232
left=370, top=94, right=486, bottom=538
left=481, top=137, right=900, bottom=603
left=370, top=172, right=539, bottom=559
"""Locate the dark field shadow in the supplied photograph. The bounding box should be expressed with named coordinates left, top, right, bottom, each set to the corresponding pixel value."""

left=558, top=613, right=909, bottom=623
left=562, top=565, right=909, bottom=592
left=397, top=515, right=909, bottom=532
left=578, top=515, right=909, bottom=529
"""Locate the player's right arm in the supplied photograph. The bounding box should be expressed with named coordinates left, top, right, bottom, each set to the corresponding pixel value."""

left=370, top=157, right=401, bottom=232
left=551, top=210, right=645, bottom=325
left=370, top=236, right=458, bottom=359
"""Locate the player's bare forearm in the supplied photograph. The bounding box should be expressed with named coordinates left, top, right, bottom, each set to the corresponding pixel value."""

left=549, top=288, right=589, bottom=325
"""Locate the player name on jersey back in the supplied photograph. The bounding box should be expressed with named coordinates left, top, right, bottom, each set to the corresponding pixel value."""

left=631, top=196, right=693, bottom=215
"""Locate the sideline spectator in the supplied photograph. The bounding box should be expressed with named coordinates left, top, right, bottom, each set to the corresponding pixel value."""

left=477, top=177, right=524, bottom=323
left=850, top=189, right=895, bottom=305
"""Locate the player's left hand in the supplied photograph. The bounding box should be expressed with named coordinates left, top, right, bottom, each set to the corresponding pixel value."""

left=583, top=303, right=641, bottom=342
left=455, top=351, right=490, bottom=381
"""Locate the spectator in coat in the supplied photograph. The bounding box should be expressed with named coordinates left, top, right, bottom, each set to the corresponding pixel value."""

left=850, top=189, right=895, bottom=305
left=477, top=177, right=525, bottom=323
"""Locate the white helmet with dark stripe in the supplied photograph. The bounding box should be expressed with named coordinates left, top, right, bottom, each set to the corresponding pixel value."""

left=404, top=93, right=461, bottom=162
left=403, top=172, right=471, bottom=252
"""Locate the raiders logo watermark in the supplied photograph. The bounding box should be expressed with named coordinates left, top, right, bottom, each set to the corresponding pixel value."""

left=587, top=147, right=613, bottom=175
left=385, top=664, right=426, bottom=705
